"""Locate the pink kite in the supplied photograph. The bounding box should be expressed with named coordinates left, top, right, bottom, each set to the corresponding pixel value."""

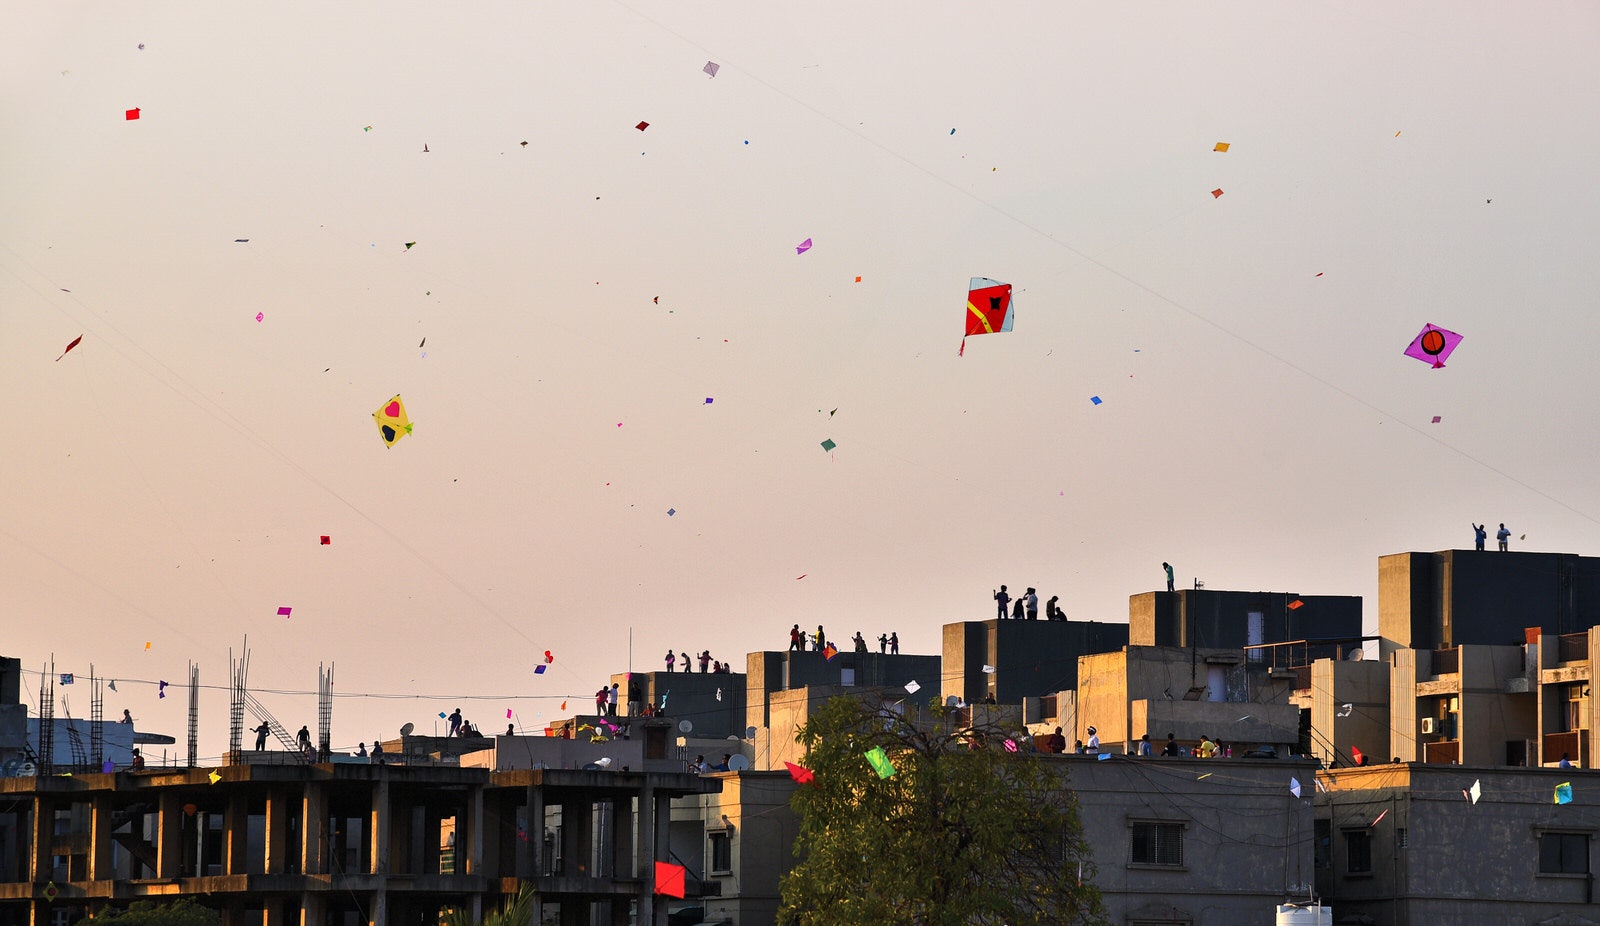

left=796, top=238, right=813, bottom=255
left=1404, top=323, right=1462, bottom=369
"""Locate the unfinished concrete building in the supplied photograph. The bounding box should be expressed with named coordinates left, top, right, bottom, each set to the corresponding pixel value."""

left=0, top=757, right=718, bottom=926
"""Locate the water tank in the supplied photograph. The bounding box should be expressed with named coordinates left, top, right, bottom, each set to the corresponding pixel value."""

left=1276, top=904, right=1331, bottom=926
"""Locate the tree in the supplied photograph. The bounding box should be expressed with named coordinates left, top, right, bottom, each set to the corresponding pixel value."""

left=779, top=695, right=1105, bottom=926
left=73, top=899, right=220, bottom=926
left=440, top=884, right=534, bottom=926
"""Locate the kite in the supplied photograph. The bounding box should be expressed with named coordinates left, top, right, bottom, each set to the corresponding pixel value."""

left=1555, top=782, right=1574, bottom=805
left=277, top=606, right=292, bottom=617
left=960, top=278, right=1013, bottom=356
left=60, top=674, right=74, bottom=685
left=373, top=395, right=414, bottom=447
left=1288, top=599, right=1304, bottom=610
left=1336, top=704, right=1353, bottom=717
left=533, top=665, right=547, bottom=674
left=1211, top=188, right=1224, bottom=198
left=255, top=313, right=264, bottom=322
left=795, top=574, right=806, bottom=580
left=506, top=709, right=513, bottom=719
left=1351, top=745, right=1365, bottom=766
left=320, top=535, right=330, bottom=545
left=125, top=108, right=140, bottom=120
left=1290, top=777, right=1302, bottom=798
left=705, top=397, right=713, bottom=404
left=1097, top=753, right=1110, bottom=761
left=785, top=761, right=815, bottom=785
left=905, top=680, right=921, bottom=694
left=654, top=861, right=686, bottom=897
left=1090, top=396, right=1102, bottom=405
left=56, top=335, right=83, bottom=361
left=1003, top=739, right=1017, bottom=752
left=1370, top=808, right=1389, bottom=827
left=101, top=760, right=114, bottom=773
left=1466, top=779, right=1482, bottom=804
left=404, top=242, right=416, bottom=250
left=208, top=770, right=222, bottom=784
left=1404, top=323, right=1462, bottom=369
left=1432, top=416, right=1442, bottom=424
left=158, top=680, right=168, bottom=699
left=823, top=643, right=838, bottom=661
left=796, top=238, right=813, bottom=254
left=820, top=439, right=836, bottom=452
left=981, top=665, right=996, bottom=674
left=667, top=508, right=676, bottom=516
left=636, top=121, right=649, bottom=131
left=1214, top=142, right=1230, bottom=152
left=864, top=746, right=896, bottom=778
left=703, top=61, right=719, bottom=77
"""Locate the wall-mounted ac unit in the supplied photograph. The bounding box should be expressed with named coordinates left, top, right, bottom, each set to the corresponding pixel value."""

left=1420, top=717, right=1439, bottom=735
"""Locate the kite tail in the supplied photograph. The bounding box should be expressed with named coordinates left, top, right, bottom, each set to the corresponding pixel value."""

left=958, top=336, right=966, bottom=357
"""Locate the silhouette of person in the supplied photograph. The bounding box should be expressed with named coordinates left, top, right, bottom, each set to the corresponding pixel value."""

left=994, top=585, right=1010, bottom=619
left=1472, top=523, right=1486, bottom=551
left=1163, top=562, right=1175, bottom=592
left=1498, top=523, right=1511, bottom=551
left=253, top=721, right=270, bottom=751
left=889, top=632, right=899, bottom=655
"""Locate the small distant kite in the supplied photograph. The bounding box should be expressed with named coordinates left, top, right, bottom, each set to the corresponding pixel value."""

left=1214, top=142, right=1230, bottom=152
left=960, top=277, right=1013, bottom=356
left=1404, top=323, right=1462, bottom=369
left=373, top=395, right=413, bottom=447
left=56, top=335, right=83, bottom=361
left=820, top=439, right=836, bottom=452
left=404, top=242, right=416, bottom=250
left=796, top=238, right=813, bottom=255
left=125, top=108, right=140, bottom=121
left=319, top=535, right=330, bottom=545
left=1211, top=188, right=1224, bottom=198
left=703, top=61, right=719, bottom=77
left=277, top=606, right=292, bottom=617
left=636, top=121, right=649, bottom=131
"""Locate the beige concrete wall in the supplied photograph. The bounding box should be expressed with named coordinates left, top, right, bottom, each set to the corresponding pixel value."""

left=1390, top=649, right=1422, bottom=762
left=1310, top=658, right=1390, bottom=768
left=1128, top=592, right=1157, bottom=646
left=1460, top=645, right=1536, bottom=766
left=1378, top=552, right=1423, bottom=657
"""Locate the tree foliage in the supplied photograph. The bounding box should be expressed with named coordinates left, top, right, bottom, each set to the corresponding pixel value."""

left=440, top=884, right=535, bottom=926
left=73, top=899, right=220, bottom=926
left=779, top=695, right=1105, bottom=926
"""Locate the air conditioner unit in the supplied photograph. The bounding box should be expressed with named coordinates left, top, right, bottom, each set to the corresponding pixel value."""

left=1420, top=718, right=1439, bottom=735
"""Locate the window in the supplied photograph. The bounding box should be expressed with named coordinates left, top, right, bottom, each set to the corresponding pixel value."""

left=709, top=831, right=732, bottom=873
left=1130, top=822, right=1183, bottom=867
left=1540, top=832, right=1589, bottom=874
left=1343, top=829, right=1372, bottom=875
left=1314, top=820, right=1332, bottom=870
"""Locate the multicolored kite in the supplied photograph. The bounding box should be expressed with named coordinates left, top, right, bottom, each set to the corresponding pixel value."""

left=1404, top=323, right=1462, bottom=369
left=373, top=395, right=413, bottom=447
left=960, top=277, right=1013, bottom=356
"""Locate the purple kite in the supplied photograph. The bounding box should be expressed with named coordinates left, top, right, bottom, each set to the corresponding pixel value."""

left=1404, top=323, right=1462, bottom=369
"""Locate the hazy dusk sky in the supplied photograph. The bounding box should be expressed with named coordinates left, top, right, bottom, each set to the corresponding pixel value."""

left=6, top=3, right=1599, bottom=760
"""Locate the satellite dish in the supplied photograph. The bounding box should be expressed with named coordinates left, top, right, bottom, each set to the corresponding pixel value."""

left=726, top=734, right=739, bottom=741
left=727, top=755, right=750, bottom=771
left=400, top=722, right=415, bottom=736
left=678, top=720, right=693, bottom=733
left=19, top=762, right=36, bottom=777
left=945, top=695, right=960, bottom=708
left=745, top=726, right=758, bottom=740
left=1347, top=650, right=1364, bottom=661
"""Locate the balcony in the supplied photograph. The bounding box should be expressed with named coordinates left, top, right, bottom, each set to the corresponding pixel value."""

left=1430, top=648, right=1459, bottom=676
left=1423, top=740, right=1460, bottom=764
left=1544, top=730, right=1589, bottom=767
left=1559, top=633, right=1591, bottom=665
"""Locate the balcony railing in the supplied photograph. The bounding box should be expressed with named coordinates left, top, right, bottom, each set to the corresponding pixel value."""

left=1423, top=740, right=1460, bottom=764
left=1559, top=633, right=1590, bottom=664
left=1544, top=730, right=1589, bottom=766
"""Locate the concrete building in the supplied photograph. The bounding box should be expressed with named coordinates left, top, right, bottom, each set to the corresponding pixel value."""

left=1390, top=643, right=1536, bottom=766
left=1379, top=549, right=1600, bottom=656
left=1076, top=645, right=1302, bottom=757
left=745, top=649, right=938, bottom=739
left=666, top=771, right=798, bottom=926
left=941, top=619, right=1127, bottom=705
left=0, top=743, right=718, bottom=926
left=618, top=671, right=747, bottom=741
left=1131, top=589, right=1361, bottom=653
left=1535, top=627, right=1596, bottom=768
left=1316, top=763, right=1600, bottom=924
left=1072, top=753, right=1318, bottom=925
left=1294, top=655, right=1392, bottom=770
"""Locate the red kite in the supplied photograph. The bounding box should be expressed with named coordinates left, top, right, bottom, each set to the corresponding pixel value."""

left=56, top=335, right=83, bottom=361
left=785, top=761, right=814, bottom=785
left=654, top=860, right=686, bottom=898
left=960, top=278, right=1013, bottom=356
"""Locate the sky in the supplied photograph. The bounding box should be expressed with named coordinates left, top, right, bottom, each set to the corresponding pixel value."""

left=5, top=3, right=1600, bottom=762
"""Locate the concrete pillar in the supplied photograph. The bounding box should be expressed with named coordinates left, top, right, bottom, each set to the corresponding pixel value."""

left=301, top=781, right=326, bottom=875
left=156, top=791, right=184, bottom=879
left=265, top=787, right=290, bottom=874
left=263, top=900, right=287, bottom=926
left=371, top=777, right=390, bottom=873
left=369, top=888, right=387, bottom=926
left=28, top=797, right=52, bottom=882
left=525, top=784, right=544, bottom=879
left=561, top=799, right=589, bottom=878
left=465, top=786, right=484, bottom=876
left=298, top=891, right=325, bottom=926
left=635, top=785, right=655, bottom=926
left=89, top=795, right=115, bottom=881
left=224, top=793, right=249, bottom=875
left=612, top=796, right=634, bottom=880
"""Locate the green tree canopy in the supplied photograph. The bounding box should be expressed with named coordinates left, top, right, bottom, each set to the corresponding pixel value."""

left=779, top=695, right=1105, bottom=926
left=73, top=898, right=220, bottom=926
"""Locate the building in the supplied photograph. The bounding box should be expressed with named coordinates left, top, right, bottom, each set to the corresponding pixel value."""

left=0, top=741, right=719, bottom=926
left=1316, top=763, right=1600, bottom=924
left=1379, top=549, right=1600, bottom=656
left=1131, top=588, right=1362, bottom=653
left=1072, top=753, right=1318, bottom=925
left=1076, top=645, right=1301, bottom=757
left=666, top=771, right=798, bottom=926
left=941, top=619, right=1127, bottom=705
left=1390, top=643, right=1535, bottom=766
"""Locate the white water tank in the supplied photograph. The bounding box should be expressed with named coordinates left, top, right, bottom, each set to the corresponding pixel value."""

left=1276, top=904, right=1331, bottom=925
